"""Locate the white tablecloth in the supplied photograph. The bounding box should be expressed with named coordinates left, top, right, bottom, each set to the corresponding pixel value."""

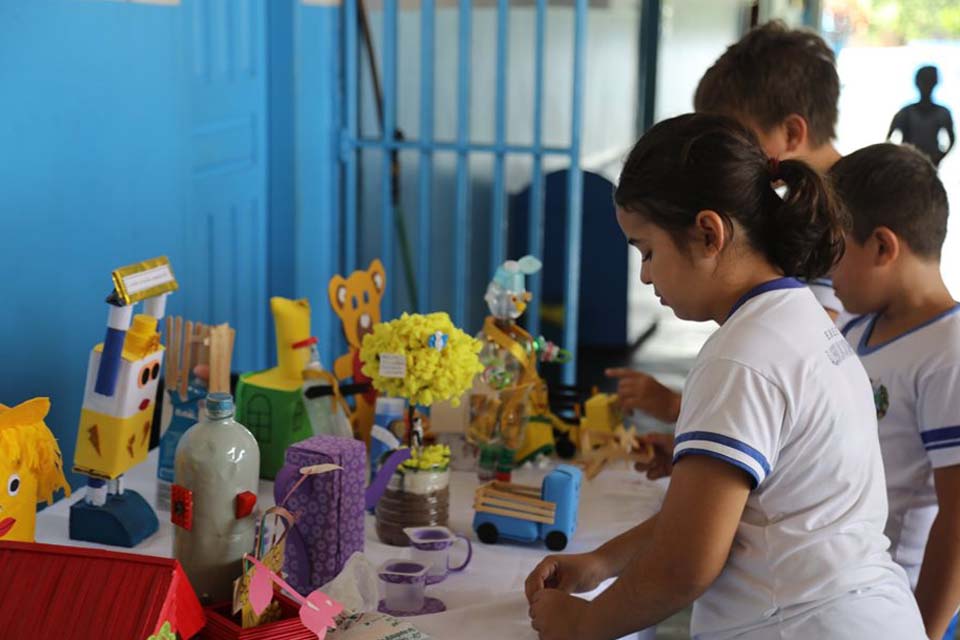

left=36, top=450, right=666, bottom=639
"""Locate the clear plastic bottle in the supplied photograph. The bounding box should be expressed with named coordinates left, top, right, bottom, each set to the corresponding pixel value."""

left=173, top=392, right=260, bottom=603
left=301, top=344, right=353, bottom=439
left=156, top=378, right=206, bottom=511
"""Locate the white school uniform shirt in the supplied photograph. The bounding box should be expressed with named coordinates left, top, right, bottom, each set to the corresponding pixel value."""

left=807, top=277, right=855, bottom=327
left=843, top=305, right=960, bottom=588
left=674, top=278, right=923, bottom=640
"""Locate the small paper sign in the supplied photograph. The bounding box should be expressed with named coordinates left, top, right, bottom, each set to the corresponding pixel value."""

left=379, top=353, right=407, bottom=379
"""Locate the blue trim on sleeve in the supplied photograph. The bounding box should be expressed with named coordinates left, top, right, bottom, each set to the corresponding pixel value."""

left=675, top=431, right=771, bottom=475
left=922, top=425, right=960, bottom=446
left=673, top=448, right=760, bottom=489
left=926, top=440, right=960, bottom=452
left=727, top=277, right=805, bottom=320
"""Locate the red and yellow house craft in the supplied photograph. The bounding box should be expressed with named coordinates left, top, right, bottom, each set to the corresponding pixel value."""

left=0, top=541, right=205, bottom=640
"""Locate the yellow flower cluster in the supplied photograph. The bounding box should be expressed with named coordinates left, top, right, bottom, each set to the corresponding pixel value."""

left=360, top=312, right=483, bottom=406
left=400, top=444, right=451, bottom=472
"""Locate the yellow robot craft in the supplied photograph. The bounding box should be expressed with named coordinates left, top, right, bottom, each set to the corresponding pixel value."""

left=0, top=398, right=71, bottom=542
left=69, top=256, right=178, bottom=548
left=73, top=314, right=163, bottom=479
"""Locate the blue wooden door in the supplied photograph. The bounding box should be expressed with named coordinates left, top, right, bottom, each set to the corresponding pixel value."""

left=181, top=0, right=269, bottom=373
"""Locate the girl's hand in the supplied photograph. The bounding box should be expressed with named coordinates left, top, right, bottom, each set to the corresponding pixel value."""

left=605, top=368, right=682, bottom=423
left=634, top=432, right=675, bottom=480
left=524, top=552, right=612, bottom=604
left=529, top=590, right=595, bottom=640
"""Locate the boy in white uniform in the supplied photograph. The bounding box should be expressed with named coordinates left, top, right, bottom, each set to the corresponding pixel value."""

left=523, top=114, right=924, bottom=640
left=832, top=143, right=960, bottom=639
left=609, top=22, right=850, bottom=425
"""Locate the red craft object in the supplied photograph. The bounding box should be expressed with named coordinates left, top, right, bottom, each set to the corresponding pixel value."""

left=172, top=483, right=194, bottom=530
left=235, top=491, right=257, bottom=519
left=200, top=594, right=318, bottom=640
left=0, top=541, right=205, bottom=640
left=291, top=336, right=318, bottom=350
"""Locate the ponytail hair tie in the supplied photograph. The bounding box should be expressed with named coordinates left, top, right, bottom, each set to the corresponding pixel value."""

left=768, top=157, right=781, bottom=180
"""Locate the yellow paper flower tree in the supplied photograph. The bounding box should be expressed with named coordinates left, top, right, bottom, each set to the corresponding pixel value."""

left=360, top=312, right=483, bottom=408
left=362, top=312, right=481, bottom=545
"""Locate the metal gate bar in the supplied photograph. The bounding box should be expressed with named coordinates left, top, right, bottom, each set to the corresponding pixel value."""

left=342, top=0, right=587, bottom=383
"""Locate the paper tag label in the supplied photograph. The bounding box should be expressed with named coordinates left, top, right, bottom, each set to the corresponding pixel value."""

left=379, top=353, right=407, bottom=378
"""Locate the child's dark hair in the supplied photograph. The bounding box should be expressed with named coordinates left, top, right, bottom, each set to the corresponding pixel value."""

left=830, top=143, right=948, bottom=259
left=694, top=21, right=839, bottom=146
left=614, top=113, right=845, bottom=280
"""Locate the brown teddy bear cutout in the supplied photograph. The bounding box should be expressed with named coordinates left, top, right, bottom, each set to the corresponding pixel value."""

left=328, top=259, right=386, bottom=445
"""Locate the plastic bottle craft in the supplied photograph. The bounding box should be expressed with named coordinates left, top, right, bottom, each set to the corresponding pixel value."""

left=157, top=320, right=234, bottom=510
left=470, top=256, right=570, bottom=479
left=173, top=392, right=260, bottom=604
left=358, top=312, right=483, bottom=546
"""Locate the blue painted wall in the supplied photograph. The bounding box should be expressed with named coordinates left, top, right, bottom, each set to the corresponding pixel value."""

left=0, top=0, right=191, bottom=490
left=292, top=2, right=344, bottom=369
left=179, top=0, right=270, bottom=374
left=0, top=0, right=292, bottom=492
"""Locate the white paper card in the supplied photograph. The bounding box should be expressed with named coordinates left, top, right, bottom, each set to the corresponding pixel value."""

left=379, top=354, right=407, bottom=379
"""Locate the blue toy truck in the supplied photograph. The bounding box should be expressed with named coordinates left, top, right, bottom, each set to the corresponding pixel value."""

left=472, top=464, right=583, bottom=551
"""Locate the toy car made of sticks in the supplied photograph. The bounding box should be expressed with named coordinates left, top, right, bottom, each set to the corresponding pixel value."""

left=472, top=464, right=582, bottom=551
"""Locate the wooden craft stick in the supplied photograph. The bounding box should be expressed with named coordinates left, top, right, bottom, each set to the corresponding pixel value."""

left=165, top=316, right=175, bottom=390
left=213, top=324, right=228, bottom=393
left=195, top=324, right=206, bottom=388
left=490, top=481, right=541, bottom=496
left=171, top=316, right=180, bottom=392
left=483, top=487, right=553, bottom=509
left=196, top=322, right=208, bottom=367
left=171, top=316, right=183, bottom=393
left=476, top=495, right=555, bottom=516
left=227, top=327, right=235, bottom=383
left=473, top=504, right=555, bottom=525
left=180, top=320, right=194, bottom=401
left=207, top=323, right=236, bottom=394
left=481, top=485, right=552, bottom=504
left=584, top=459, right=604, bottom=481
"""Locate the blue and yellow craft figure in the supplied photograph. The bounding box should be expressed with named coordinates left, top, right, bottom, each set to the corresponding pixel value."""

left=69, top=256, right=178, bottom=547
left=471, top=257, right=570, bottom=474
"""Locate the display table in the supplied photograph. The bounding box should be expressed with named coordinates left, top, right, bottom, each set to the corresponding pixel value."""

left=36, top=450, right=666, bottom=639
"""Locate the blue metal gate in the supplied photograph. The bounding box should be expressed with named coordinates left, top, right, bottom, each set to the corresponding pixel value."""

left=340, top=0, right=588, bottom=384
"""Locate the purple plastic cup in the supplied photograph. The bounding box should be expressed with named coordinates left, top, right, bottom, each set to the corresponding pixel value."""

left=378, top=559, right=429, bottom=612
left=403, top=525, right=473, bottom=584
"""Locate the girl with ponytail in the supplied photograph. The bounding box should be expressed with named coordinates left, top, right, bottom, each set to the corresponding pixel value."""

left=524, top=114, right=924, bottom=640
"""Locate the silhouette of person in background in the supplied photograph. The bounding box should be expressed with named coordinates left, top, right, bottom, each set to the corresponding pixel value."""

left=888, top=65, right=955, bottom=167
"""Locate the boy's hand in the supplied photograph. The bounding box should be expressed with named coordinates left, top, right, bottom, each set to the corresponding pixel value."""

left=529, top=590, right=592, bottom=640
left=605, top=368, right=682, bottom=423
left=634, top=432, right=675, bottom=480
left=525, top=552, right=611, bottom=603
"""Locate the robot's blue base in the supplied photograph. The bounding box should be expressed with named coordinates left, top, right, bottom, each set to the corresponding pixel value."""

left=69, top=489, right=159, bottom=547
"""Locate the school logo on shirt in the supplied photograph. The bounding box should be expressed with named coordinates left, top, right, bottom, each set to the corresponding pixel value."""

left=872, top=380, right=890, bottom=420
